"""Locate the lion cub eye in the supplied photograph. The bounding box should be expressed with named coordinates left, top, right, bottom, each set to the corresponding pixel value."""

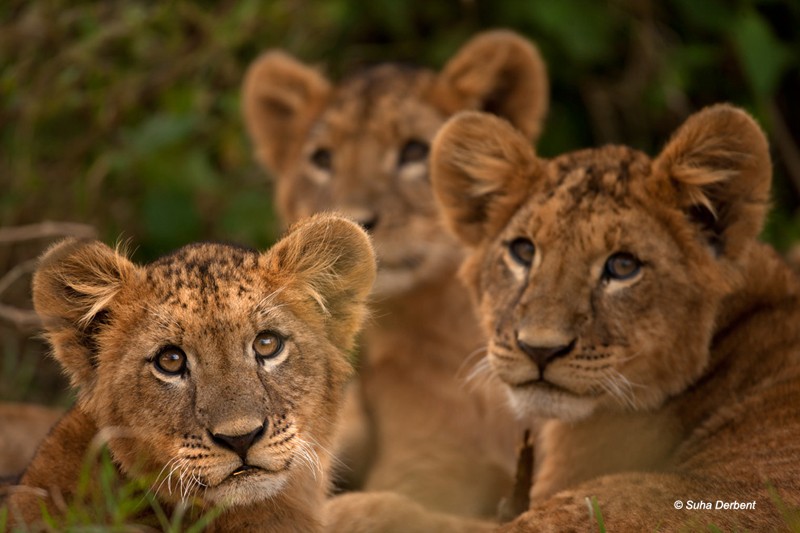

left=254, top=331, right=284, bottom=360
left=604, top=252, right=642, bottom=280
left=310, top=148, right=332, bottom=171
left=508, top=237, right=536, bottom=267
left=154, top=346, right=187, bottom=376
left=398, top=139, right=429, bottom=167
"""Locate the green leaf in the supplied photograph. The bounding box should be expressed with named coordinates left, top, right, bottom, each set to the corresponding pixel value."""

left=219, top=188, right=280, bottom=249
left=525, top=0, right=618, bottom=64
left=123, top=113, right=199, bottom=156
left=142, top=187, right=202, bottom=255
left=731, top=10, right=792, bottom=99
left=672, top=0, right=734, bottom=32
left=589, top=495, right=606, bottom=533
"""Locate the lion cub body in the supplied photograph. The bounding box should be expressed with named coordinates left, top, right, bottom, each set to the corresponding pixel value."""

left=0, top=403, right=62, bottom=479
left=6, top=215, right=375, bottom=531
left=419, top=105, right=800, bottom=530
left=243, top=31, right=548, bottom=516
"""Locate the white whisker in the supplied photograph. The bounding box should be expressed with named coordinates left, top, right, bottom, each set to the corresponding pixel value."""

left=295, top=436, right=323, bottom=481
left=460, top=353, right=499, bottom=394
left=152, top=456, right=181, bottom=496
left=457, top=346, right=489, bottom=379
left=598, top=369, right=642, bottom=410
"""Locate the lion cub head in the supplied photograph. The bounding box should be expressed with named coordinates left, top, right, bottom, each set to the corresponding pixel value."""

left=32, top=215, right=375, bottom=507
left=431, top=105, right=770, bottom=422
left=242, top=30, right=548, bottom=296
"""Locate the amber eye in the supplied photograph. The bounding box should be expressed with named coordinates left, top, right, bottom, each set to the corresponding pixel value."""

left=604, top=253, right=642, bottom=281
left=508, top=238, right=536, bottom=267
left=154, top=346, right=187, bottom=376
left=398, top=139, right=429, bottom=167
left=310, top=148, right=332, bottom=171
left=254, top=331, right=284, bottom=360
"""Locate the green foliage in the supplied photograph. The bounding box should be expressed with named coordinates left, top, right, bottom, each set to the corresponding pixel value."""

left=768, top=484, right=800, bottom=531
left=1, top=443, right=222, bottom=531
left=589, top=495, right=607, bottom=533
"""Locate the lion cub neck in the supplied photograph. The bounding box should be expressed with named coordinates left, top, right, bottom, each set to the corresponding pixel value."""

left=366, top=269, right=480, bottom=367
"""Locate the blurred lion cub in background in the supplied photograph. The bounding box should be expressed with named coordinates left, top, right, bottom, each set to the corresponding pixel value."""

left=242, top=30, right=548, bottom=516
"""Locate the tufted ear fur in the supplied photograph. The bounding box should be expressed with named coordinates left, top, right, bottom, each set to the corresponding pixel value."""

left=242, top=51, right=332, bottom=175
left=433, top=30, right=549, bottom=142
left=431, top=111, right=540, bottom=246
left=32, top=239, right=136, bottom=393
left=653, top=104, right=772, bottom=260
left=265, top=214, right=376, bottom=351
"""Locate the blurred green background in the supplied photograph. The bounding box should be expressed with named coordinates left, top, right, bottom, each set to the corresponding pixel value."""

left=1, top=0, right=799, bottom=403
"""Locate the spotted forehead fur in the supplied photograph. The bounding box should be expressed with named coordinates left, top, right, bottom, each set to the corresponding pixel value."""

left=145, top=243, right=263, bottom=310
left=333, top=64, right=430, bottom=110
left=543, top=146, right=652, bottom=208
left=316, top=64, right=436, bottom=140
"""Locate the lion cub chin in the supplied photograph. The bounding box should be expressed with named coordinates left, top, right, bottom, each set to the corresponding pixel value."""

left=6, top=214, right=375, bottom=532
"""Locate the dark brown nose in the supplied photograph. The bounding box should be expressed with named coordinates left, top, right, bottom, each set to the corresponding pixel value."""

left=358, top=214, right=379, bottom=233
left=210, top=425, right=265, bottom=460
left=516, top=337, right=576, bottom=372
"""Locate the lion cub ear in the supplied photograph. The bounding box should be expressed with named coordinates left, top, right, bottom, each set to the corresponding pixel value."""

left=431, top=111, right=540, bottom=246
left=242, top=51, right=331, bottom=175
left=265, top=214, right=376, bottom=351
left=653, top=104, right=771, bottom=259
left=433, top=30, right=549, bottom=142
left=32, top=239, right=137, bottom=393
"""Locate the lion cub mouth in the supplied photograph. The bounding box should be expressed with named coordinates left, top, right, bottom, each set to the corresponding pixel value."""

left=231, top=465, right=258, bottom=477
left=227, top=458, right=293, bottom=481
left=378, top=254, right=423, bottom=271
left=512, top=379, right=570, bottom=393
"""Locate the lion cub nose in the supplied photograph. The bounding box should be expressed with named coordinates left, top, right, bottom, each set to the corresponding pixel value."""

left=358, top=214, right=379, bottom=233
left=211, top=424, right=265, bottom=460
left=342, top=208, right=380, bottom=233
left=516, top=335, right=576, bottom=372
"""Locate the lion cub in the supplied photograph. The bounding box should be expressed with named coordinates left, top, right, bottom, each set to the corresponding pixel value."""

left=242, top=30, right=547, bottom=517
left=419, top=104, right=800, bottom=530
left=6, top=215, right=375, bottom=532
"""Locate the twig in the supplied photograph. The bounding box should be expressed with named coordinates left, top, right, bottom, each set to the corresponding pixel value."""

left=0, top=258, right=37, bottom=297
left=0, top=221, right=96, bottom=244
left=497, top=429, right=534, bottom=522
left=0, top=303, right=41, bottom=332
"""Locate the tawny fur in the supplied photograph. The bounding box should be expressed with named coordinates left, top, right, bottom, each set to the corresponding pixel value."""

left=325, top=105, right=800, bottom=531
left=6, top=214, right=376, bottom=532
left=242, top=30, right=548, bottom=518
left=0, top=403, right=62, bottom=479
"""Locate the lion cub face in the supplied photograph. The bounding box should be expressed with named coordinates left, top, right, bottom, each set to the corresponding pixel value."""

left=242, top=31, right=548, bottom=296
left=432, top=106, right=770, bottom=422
left=33, top=215, right=376, bottom=507
left=268, top=68, right=460, bottom=297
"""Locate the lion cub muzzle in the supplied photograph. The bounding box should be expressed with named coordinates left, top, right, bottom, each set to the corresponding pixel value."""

left=339, top=206, right=380, bottom=234
left=515, top=335, right=577, bottom=373
left=210, top=420, right=266, bottom=462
